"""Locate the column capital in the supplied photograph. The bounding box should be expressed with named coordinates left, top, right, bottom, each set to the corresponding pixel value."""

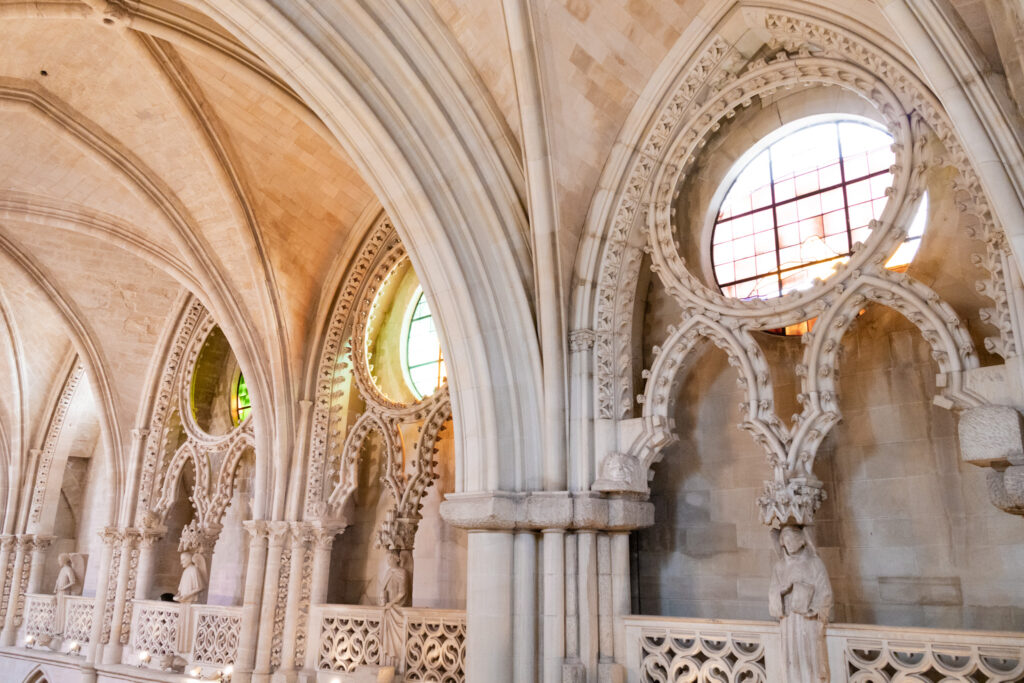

left=99, top=526, right=122, bottom=546
left=31, top=535, right=54, bottom=551
left=266, top=521, right=290, bottom=548
left=242, top=519, right=269, bottom=541
left=0, top=535, right=14, bottom=551
left=15, top=534, right=34, bottom=551
left=310, top=521, right=344, bottom=551
left=288, top=521, right=314, bottom=549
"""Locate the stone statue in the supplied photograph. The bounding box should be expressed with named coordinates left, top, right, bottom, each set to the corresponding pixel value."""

left=54, top=553, right=81, bottom=596
left=379, top=549, right=411, bottom=667
left=174, top=551, right=207, bottom=604
left=769, top=525, right=832, bottom=683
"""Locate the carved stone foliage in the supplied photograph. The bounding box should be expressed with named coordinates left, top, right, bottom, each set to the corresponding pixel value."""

left=29, top=362, right=85, bottom=525
left=134, top=298, right=255, bottom=545
left=638, top=628, right=768, bottom=683
left=590, top=8, right=1005, bottom=529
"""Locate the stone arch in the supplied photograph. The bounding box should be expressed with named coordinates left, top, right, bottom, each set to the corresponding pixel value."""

left=21, top=667, right=48, bottom=683
left=179, top=0, right=543, bottom=495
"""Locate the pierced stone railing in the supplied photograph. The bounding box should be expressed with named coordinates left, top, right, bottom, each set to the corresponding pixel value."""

left=22, top=594, right=56, bottom=642
left=129, top=599, right=183, bottom=667
left=623, top=615, right=1024, bottom=683
left=623, top=615, right=780, bottom=682
left=310, top=604, right=466, bottom=681
left=187, top=604, right=243, bottom=668
left=402, top=607, right=466, bottom=682
left=829, top=622, right=1024, bottom=683
left=124, top=600, right=242, bottom=673
left=61, top=595, right=94, bottom=646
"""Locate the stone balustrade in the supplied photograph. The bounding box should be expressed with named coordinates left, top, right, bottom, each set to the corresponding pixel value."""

left=124, top=599, right=242, bottom=675
left=310, top=603, right=466, bottom=681
left=19, top=594, right=96, bottom=653
left=623, top=615, right=1024, bottom=683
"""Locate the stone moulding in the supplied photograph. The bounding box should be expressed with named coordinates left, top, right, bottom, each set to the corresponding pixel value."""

left=586, top=8, right=1006, bottom=523
left=28, top=361, right=85, bottom=525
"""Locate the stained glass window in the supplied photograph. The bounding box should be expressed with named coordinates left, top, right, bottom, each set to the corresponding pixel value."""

left=712, top=119, right=905, bottom=299
left=403, top=288, right=446, bottom=399
left=232, top=372, right=251, bottom=426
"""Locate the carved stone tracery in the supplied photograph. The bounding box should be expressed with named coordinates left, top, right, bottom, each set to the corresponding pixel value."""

left=590, top=10, right=1006, bottom=532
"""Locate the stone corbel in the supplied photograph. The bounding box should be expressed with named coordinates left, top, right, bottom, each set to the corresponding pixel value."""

left=958, top=405, right=1024, bottom=515
left=757, top=477, right=827, bottom=529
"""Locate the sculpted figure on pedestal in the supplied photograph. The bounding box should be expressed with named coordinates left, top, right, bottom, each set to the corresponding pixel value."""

left=379, top=549, right=411, bottom=667
left=54, top=553, right=82, bottom=595
left=174, top=551, right=207, bottom=604
left=769, top=525, right=832, bottom=683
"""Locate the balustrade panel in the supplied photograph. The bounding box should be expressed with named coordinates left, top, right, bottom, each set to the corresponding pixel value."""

left=129, top=600, right=182, bottom=661
left=189, top=604, right=243, bottom=667
left=22, top=594, right=56, bottom=640
left=62, top=596, right=94, bottom=646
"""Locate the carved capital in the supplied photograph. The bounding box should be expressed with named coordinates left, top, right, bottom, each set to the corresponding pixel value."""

left=289, top=522, right=314, bottom=550
left=568, top=328, right=597, bottom=352
left=758, top=478, right=826, bottom=529
left=99, top=526, right=122, bottom=546
left=16, top=534, right=35, bottom=552
left=242, top=520, right=268, bottom=540
left=266, top=521, right=291, bottom=548
left=31, top=535, right=55, bottom=552
left=310, top=522, right=344, bottom=551
left=0, top=535, right=15, bottom=552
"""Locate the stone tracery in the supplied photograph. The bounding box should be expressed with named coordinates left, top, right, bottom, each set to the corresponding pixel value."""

left=1, top=1, right=1023, bottom=682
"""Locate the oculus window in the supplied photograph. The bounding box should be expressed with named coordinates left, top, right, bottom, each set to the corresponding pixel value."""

left=402, top=288, right=446, bottom=399
left=711, top=117, right=919, bottom=299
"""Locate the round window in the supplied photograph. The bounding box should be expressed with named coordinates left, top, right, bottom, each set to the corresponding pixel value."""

left=401, top=288, right=446, bottom=399
left=712, top=117, right=898, bottom=299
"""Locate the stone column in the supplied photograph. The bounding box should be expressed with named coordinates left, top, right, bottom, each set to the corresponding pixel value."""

left=254, top=521, right=289, bottom=678
left=1, top=535, right=31, bottom=645
left=512, top=530, right=537, bottom=683
left=466, top=530, right=515, bottom=683
left=104, top=529, right=139, bottom=664
left=27, top=535, right=53, bottom=593
left=133, top=526, right=165, bottom=600
left=541, top=528, right=565, bottom=683
left=234, top=521, right=269, bottom=683
left=303, top=523, right=341, bottom=673
left=84, top=528, right=119, bottom=668
left=576, top=530, right=599, bottom=678
left=278, top=522, right=311, bottom=680
left=0, top=535, right=14, bottom=626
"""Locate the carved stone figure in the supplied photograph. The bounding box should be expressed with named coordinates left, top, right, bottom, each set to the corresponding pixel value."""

left=379, top=549, right=411, bottom=667
left=769, top=525, right=832, bottom=682
left=174, top=551, right=207, bottom=604
left=54, top=553, right=80, bottom=596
